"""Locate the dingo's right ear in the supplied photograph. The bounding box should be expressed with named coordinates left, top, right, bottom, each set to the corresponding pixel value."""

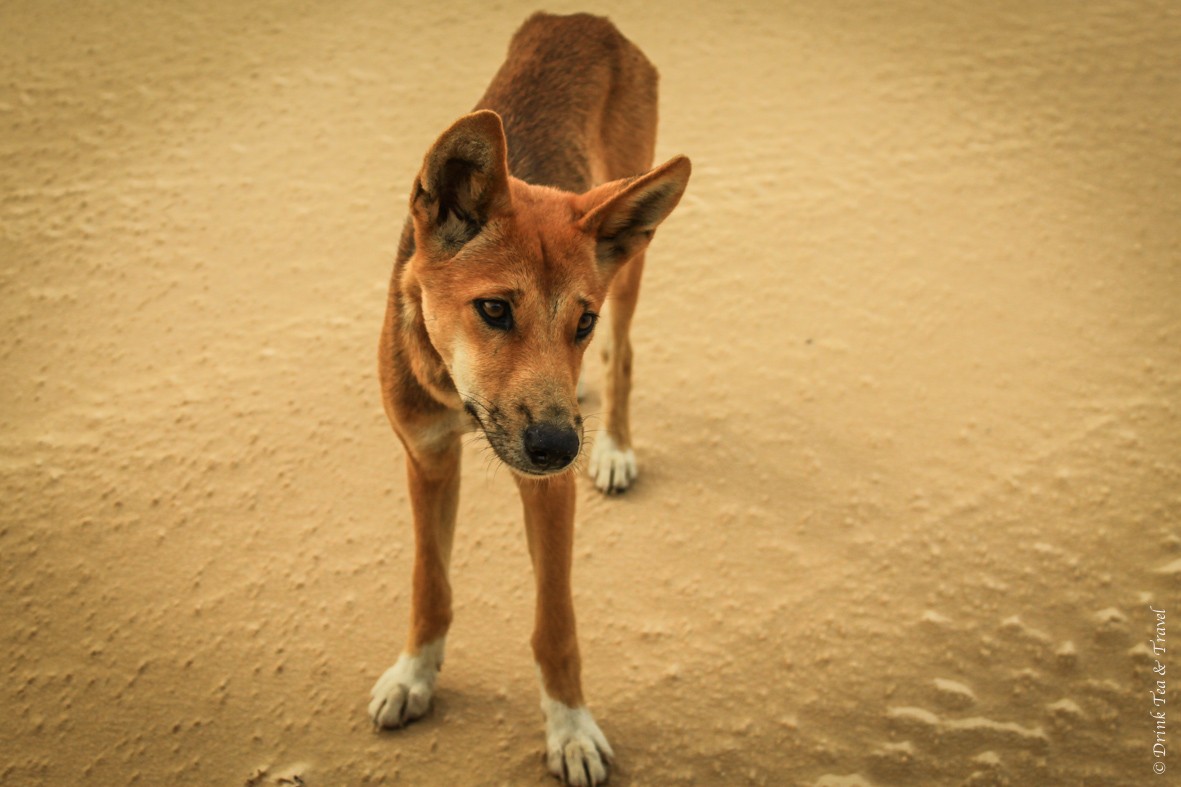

left=411, top=110, right=511, bottom=257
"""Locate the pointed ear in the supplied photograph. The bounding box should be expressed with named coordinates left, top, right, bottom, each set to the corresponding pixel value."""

left=576, top=155, right=691, bottom=269
left=410, top=110, right=511, bottom=256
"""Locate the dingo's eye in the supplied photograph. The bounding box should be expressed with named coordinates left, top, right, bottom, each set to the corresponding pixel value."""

left=475, top=299, right=512, bottom=330
left=576, top=312, right=597, bottom=341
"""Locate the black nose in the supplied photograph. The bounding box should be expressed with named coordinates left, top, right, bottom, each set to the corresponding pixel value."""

left=523, top=423, right=580, bottom=471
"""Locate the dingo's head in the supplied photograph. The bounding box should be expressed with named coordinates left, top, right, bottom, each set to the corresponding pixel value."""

left=403, top=111, right=689, bottom=477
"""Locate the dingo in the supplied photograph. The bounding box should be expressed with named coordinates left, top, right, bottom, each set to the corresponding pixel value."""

left=368, top=12, right=690, bottom=785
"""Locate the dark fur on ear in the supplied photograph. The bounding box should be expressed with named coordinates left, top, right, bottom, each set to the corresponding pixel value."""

left=576, top=155, right=691, bottom=268
left=411, top=110, right=512, bottom=256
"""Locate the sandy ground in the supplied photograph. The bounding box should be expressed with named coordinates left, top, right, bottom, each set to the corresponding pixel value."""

left=2, top=1, right=1180, bottom=785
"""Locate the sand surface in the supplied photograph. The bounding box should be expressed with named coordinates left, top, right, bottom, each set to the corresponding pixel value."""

left=2, top=1, right=1179, bottom=785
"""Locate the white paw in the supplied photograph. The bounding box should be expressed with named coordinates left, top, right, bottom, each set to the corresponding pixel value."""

left=588, top=433, right=637, bottom=494
left=541, top=696, right=614, bottom=786
left=368, top=639, right=443, bottom=729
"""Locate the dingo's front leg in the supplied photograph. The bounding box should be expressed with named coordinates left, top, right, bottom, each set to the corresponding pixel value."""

left=590, top=249, right=645, bottom=494
left=370, top=434, right=460, bottom=729
left=516, top=473, right=613, bottom=786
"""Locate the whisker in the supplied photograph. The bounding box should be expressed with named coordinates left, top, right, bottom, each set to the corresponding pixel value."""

left=579, top=410, right=603, bottom=426
left=456, top=388, right=497, bottom=414
left=483, top=448, right=504, bottom=482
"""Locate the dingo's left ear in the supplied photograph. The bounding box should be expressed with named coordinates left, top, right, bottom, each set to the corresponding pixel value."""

left=411, top=110, right=512, bottom=256
left=576, top=155, right=691, bottom=269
